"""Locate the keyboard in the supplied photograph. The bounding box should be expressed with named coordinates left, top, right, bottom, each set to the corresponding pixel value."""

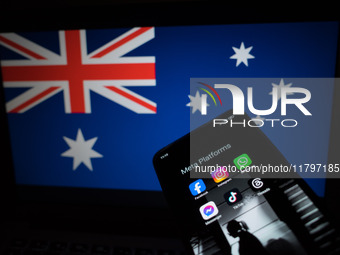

left=0, top=228, right=185, bottom=255
left=2, top=238, right=183, bottom=255
left=3, top=238, right=183, bottom=255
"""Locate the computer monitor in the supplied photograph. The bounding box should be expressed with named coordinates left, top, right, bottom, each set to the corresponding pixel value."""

left=0, top=3, right=339, bottom=223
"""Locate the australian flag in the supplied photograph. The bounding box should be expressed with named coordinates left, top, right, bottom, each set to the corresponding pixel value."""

left=0, top=22, right=338, bottom=195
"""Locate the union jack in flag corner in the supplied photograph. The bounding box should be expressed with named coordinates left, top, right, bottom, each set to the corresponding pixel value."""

left=0, top=27, right=156, bottom=114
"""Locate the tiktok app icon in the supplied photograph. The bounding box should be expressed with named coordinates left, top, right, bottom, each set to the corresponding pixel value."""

left=225, top=188, right=243, bottom=205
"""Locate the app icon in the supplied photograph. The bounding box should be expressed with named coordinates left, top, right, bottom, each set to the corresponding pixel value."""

left=225, top=188, right=243, bottom=205
left=234, top=154, right=252, bottom=170
left=189, top=179, right=206, bottom=196
left=199, top=201, right=219, bottom=220
left=248, top=178, right=265, bottom=191
left=211, top=167, right=229, bottom=183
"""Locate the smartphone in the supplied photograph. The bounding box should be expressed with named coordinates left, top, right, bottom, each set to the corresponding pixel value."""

left=153, top=110, right=340, bottom=255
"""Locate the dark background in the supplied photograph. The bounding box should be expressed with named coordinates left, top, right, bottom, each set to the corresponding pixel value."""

left=1, top=0, right=340, bottom=247
left=1, top=1, right=340, bottom=31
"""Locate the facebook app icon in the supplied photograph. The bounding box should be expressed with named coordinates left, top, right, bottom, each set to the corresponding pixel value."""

left=189, top=179, right=206, bottom=196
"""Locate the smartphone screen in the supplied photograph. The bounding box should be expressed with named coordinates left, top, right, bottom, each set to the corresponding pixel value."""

left=153, top=110, right=339, bottom=255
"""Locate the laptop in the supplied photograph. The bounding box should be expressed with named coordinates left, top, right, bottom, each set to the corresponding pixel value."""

left=1, top=2, right=340, bottom=255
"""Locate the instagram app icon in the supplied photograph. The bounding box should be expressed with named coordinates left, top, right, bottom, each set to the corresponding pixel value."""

left=211, top=166, right=229, bottom=183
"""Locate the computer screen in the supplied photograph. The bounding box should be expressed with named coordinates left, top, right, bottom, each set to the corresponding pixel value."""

left=0, top=21, right=338, bottom=196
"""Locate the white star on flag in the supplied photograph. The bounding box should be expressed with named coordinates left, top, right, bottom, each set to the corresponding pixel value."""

left=251, top=115, right=265, bottom=126
left=61, top=129, right=103, bottom=171
left=186, top=90, right=209, bottom=115
left=269, top=79, right=294, bottom=100
left=230, top=42, right=255, bottom=67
